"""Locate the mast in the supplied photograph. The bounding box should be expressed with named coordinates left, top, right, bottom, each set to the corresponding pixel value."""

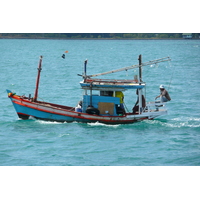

left=83, top=60, right=88, bottom=95
left=138, top=54, right=142, bottom=83
left=33, top=56, right=43, bottom=102
left=84, top=59, right=87, bottom=80
left=138, top=55, right=142, bottom=114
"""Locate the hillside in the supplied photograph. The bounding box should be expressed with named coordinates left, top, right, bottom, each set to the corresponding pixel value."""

left=0, top=33, right=199, bottom=39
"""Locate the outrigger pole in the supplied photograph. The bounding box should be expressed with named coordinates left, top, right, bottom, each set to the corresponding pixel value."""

left=33, top=56, right=43, bottom=102
left=87, top=56, right=171, bottom=78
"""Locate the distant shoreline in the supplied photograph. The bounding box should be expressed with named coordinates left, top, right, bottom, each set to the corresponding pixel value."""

left=1, top=33, right=199, bottom=40
left=0, top=37, right=199, bottom=40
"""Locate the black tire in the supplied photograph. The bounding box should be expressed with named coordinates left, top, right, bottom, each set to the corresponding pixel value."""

left=86, top=106, right=100, bottom=115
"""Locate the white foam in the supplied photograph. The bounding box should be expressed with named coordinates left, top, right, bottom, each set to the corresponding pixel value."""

left=87, top=121, right=120, bottom=128
left=58, top=133, right=70, bottom=137
left=172, top=117, right=200, bottom=122
left=165, top=121, right=200, bottom=128
left=145, top=117, right=200, bottom=128
left=36, top=120, right=63, bottom=124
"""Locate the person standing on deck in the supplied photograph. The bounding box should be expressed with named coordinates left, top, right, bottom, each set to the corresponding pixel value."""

left=132, top=89, right=146, bottom=114
left=155, top=85, right=171, bottom=102
left=115, top=91, right=124, bottom=110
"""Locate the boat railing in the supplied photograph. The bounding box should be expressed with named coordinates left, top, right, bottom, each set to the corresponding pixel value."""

left=144, top=101, right=167, bottom=112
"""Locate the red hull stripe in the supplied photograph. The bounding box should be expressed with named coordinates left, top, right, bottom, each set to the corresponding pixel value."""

left=17, top=112, right=30, bottom=116
left=13, top=100, right=85, bottom=118
left=12, top=97, right=148, bottom=123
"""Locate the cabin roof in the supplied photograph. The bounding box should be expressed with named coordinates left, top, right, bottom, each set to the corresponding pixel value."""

left=80, top=79, right=145, bottom=91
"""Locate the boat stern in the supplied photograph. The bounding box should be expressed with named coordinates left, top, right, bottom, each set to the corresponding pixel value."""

left=145, top=101, right=168, bottom=119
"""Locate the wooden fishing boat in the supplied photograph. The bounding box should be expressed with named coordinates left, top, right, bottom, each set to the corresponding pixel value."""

left=7, top=55, right=171, bottom=124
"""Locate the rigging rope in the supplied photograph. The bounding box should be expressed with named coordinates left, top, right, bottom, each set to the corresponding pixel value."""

left=167, top=60, right=174, bottom=91
left=87, top=57, right=171, bottom=78
left=123, top=102, right=130, bottom=113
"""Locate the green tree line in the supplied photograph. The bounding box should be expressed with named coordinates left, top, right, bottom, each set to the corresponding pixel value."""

left=0, top=33, right=199, bottom=39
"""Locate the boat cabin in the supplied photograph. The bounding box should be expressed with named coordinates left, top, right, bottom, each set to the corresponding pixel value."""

left=79, top=78, right=145, bottom=116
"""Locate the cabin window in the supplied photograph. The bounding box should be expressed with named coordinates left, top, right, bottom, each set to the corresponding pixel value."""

left=92, top=90, right=99, bottom=96
left=100, top=91, right=113, bottom=96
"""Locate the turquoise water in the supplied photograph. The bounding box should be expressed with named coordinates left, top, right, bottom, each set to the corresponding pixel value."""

left=1, top=39, right=200, bottom=166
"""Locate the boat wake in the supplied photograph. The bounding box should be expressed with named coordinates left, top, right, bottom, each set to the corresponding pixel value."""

left=144, top=117, right=200, bottom=128
left=172, top=117, right=200, bottom=122
left=170, top=117, right=200, bottom=128
left=35, top=120, right=64, bottom=125
left=87, top=122, right=120, bottom=128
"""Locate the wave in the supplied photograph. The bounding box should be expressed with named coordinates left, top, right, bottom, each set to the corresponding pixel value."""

left=87, top=121, right=120, bottom=128
left=11, top=115, right=200, bottom=129
left=166, top=122, right=200, bottom=128
left=58, top=133, right=70, bottom=137
left=172, top=117, right=200, bottom=122
left=169, top=117, right=200, bottom=128
left=35, top=120, right=64, bottom=125
left=141, top=117, right=200, bottom=128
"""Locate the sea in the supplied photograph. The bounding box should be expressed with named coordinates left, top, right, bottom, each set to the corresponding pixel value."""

left=0, top=39, right=200, bottom=166
left=1, top=38, right=200, bottom=199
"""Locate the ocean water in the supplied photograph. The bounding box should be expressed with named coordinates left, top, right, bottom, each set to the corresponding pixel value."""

left=0, top=39, right=200, bottom=166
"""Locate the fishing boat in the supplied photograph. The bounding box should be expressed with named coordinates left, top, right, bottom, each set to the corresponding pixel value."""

left=7, top=55, right=171, bottom=124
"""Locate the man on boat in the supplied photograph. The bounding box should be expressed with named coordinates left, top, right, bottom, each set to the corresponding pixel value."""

left=114, top=91, right=125, bottom=114
left=115, top=91, right=124, bottom=109
left=155, top=85, right=171, bottom=102
left=132, top=89, right=146, bottom=114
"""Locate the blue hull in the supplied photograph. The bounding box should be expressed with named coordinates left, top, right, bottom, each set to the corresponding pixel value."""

left=7, top=90, right=90, bottom=123
left=7, top=90, right=165, bottom=124
left=13, top=103, right=75, bottom=122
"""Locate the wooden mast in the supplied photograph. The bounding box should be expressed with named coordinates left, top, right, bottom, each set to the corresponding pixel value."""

left=33, top=56, right=43, bottom=102
left=138, top=54, right=142, bottom=83
left=138, top=54, right=142, bottom=114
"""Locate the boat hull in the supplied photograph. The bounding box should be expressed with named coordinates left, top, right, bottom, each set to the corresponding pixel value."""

left=7, top=90, right=166, bottom=124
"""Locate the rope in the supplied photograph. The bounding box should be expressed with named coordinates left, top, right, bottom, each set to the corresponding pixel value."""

left=123, top=102, right=130, bottom=113
left=167, top=60, right=174, bottom=91
left=88, top=57, right=171, bottom=78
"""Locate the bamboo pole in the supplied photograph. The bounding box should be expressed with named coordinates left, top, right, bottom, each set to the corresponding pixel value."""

left=33, top=56, right=43, bottom=102
left=87, top=57, right=171, bottom=78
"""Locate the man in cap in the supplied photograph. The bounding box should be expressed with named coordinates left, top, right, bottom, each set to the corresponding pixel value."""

left=155, top=85, right=171, bottom=102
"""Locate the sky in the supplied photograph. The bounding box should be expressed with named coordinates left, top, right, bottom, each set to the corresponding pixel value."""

left=1, top=0, right=199, bottom=33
